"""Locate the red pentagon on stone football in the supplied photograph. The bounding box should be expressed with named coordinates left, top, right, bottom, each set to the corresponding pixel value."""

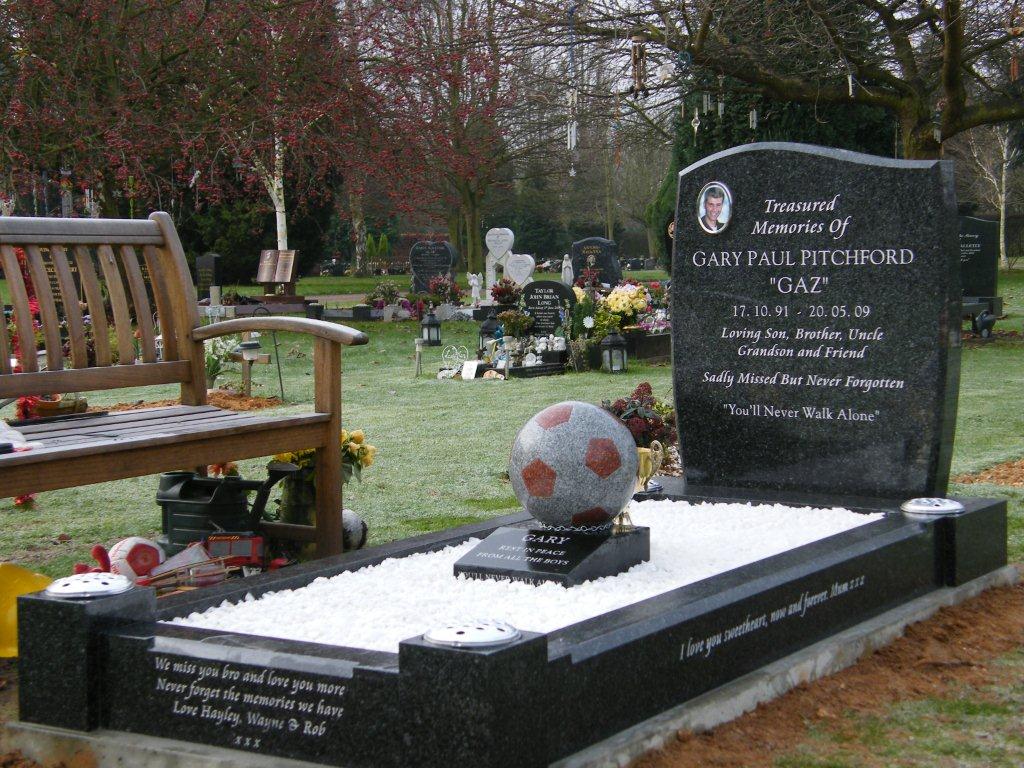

left=509, top=401, right=639, bottom=529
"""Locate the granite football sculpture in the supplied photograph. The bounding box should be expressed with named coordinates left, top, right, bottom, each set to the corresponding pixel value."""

left=509, top=401, right=638, bottom=528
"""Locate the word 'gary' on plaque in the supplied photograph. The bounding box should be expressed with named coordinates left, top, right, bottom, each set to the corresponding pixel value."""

left=672, top=143, right=960, bottom=499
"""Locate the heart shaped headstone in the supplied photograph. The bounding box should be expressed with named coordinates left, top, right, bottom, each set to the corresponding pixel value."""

left=504, top=253, right=535, bottom=285
left=485, top=228, right=515, bottom=262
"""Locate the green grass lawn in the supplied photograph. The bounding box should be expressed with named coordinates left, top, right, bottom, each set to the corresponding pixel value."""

left=218, top=269, right=669, bottom=304
left=0, top=268, right=1022, bottom=577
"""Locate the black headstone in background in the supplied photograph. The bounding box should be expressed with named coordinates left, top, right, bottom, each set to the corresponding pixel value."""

left=571, top=237, right=621, bottom=286
left=958, top=216, right=999, bottom=297
left=522, top=281, right=576, bottom=336
left=195, top=252, right=220, bottom=299
left=410, top=241, right=456, bottom=294
left=672, top=142, right=960, bottom=499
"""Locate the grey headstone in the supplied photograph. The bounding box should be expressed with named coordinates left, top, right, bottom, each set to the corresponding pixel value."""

left=671, top=142, right=961, bottom=498
left=410, top=241, right=457, bottom=294
left=958, top=216, right=999, bottom=297
left=522, top=281, right=576, bottom=337
left=571, top=237, right=621, bottom=286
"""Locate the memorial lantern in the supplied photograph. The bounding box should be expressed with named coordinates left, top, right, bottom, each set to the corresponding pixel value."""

left=478, top=312, right=498, bottom=351
left=421, top=308, right=442, bottom=346
left=600, top=331, right=628, bottom=373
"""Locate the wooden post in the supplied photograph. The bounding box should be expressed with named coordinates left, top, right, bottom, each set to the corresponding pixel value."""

left=241, top=332, right=252, bottom=397
left=313, top=337, right=343, bottom=557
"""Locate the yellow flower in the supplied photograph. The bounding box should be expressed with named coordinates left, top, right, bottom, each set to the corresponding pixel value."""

left=340, top=429, right=349, bottom=444
left=573, top=286, right=585, bottom=302
left=349, top=429, right=364, bottom=445
left=347, top=442, right=360, bottom=457
left=360, top=444, right=376, bottom=468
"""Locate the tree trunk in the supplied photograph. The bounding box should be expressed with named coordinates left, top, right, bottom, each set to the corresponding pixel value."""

left=605, top=154, right=615, bottom=241
left=346, top=175, right=369, bottom=276
left=259, top=136, right=289, bottom=250
left=645, top=225, right=660, bottom=264
left=460, top=188, right=484, bottom=273
left=900, top=111, right=942, bottom=160
left=999, top=161, right=1009, bottom=270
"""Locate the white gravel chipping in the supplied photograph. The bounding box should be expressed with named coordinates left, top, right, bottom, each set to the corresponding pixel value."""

left=168, top=499, right=883, bottom=652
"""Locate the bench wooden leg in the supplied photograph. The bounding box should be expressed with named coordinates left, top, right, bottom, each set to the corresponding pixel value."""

left=314, top=338, right=343, bottom=557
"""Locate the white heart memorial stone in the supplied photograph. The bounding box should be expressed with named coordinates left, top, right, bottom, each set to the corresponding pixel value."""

left=485, top=228, right=515, bottom=262
left=504, top=253, right=535, bottom=286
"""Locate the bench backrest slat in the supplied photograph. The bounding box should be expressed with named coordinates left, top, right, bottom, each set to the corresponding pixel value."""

left=24, top=245, right=65, bottom=371
left=50, top=245, right=89, bottom=368
left=0, top=212, right=204, bottom=401
left=121, top=246, right=157, bottom=363
left=142, top=245, right=179, bottom=362
left=0, top=244, right=38, bottom=372
left=72, top=244, right=112, bottom=366
left=96, top=244, right=137, bottom=366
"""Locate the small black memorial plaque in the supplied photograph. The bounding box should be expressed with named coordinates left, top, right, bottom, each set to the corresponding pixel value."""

left=571, top=237, right=621, bottom=286
left=410, top=241, right=456, bottom=294
left=195, top=252, right=220, bottom=299
left=454, top=525, right=650, bottom=587
left=522, top=281, right=576, bottom=337
left=672, top=143, right=960, bottom=498
left=958, top=216, right=999, bottom=298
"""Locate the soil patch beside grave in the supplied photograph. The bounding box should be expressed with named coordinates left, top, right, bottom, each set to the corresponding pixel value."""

left=633, top=574, right=1024, bottom=768
left=954, top=458, right=1024, bottom=487
left=97, top=391, right=283, bottom=413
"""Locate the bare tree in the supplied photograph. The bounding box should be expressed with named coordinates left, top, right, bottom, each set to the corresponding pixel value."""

left=949, top=123, right=1023, bottom=268
left=504, top=0, right=1024, bottom=159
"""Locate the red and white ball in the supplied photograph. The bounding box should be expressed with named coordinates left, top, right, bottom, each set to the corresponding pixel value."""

left=108, top=537, right=165, bottom=582
left=509, top=401, right=638, bottom=529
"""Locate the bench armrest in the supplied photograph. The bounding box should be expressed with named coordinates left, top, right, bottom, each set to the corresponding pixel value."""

left=191, top=317, right=369, bottom=346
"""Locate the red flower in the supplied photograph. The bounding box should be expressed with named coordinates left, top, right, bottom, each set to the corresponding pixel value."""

left=13, top=494, right=36, bottom=508
left=632, top=382, right=653, bottom=399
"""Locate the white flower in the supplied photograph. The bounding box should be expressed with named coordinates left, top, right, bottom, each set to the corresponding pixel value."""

left=583, top=316, right=595, bottom=329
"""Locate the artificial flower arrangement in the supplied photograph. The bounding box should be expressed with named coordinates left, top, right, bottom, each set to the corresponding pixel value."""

left=274, top=428, right=376, bottom=485
left=496, top=309, right=534, bottom=339
left=574, top=267, right=602, bottom=289
left=364, top=281, right=401, bottom=308
left=490, top=277, right=522, bottom=305
left=601, top=382, right=677, bottom=449
left=427, top=275, right=464, bottom=305
left=605, top=282, right=652, bottom=326
left=647, top=280, right=667, bottom=308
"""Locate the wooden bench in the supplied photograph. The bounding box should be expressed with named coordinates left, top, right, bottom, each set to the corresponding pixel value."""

left=0, top=212, right=368, bottom=557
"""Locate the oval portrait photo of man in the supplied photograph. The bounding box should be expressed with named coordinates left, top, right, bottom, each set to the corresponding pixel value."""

left=697, top=182, right=732, bottom=234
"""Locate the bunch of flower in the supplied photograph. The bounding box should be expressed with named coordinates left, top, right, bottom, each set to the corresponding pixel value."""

left=637, top=310, right=670, bottom=334
left=601, top=382, right=677, bottom=449
left=427, top=275, right=464, bottom=305
left=274, top=429, right=376, bottom=485
left=647, top=281, right=667, bottom=307
left=204, top=335, right=239, bottom=386
left=364, top=281, right=401, bottom=308
left=574, top=268, right=602, bottom=289
left=605, top=283, right=652, bottom=326
left=490, top=277, right=522, bottom=305
left=497, top=309, right=534, bottom=339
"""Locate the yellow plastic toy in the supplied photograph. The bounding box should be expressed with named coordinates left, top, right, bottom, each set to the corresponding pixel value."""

left=0, top=562, right=53, bottom=658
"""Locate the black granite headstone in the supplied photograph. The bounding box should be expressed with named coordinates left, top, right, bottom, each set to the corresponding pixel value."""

left=672, top=142, right=960, bottom=498
left=571, top=237, right=621, bottom=286
left=410, top=241, right=457, bottom=294
left=196, top=252, right=220, bottom=300
left=522, top=281, right=576, bottom=336
left=958, top=216, right=999, bottom=297
left=454, top=525, right=649, bottom=587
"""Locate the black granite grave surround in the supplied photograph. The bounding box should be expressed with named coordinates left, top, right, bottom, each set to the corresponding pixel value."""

left=672, top=143, right=961, bottom=499
left=17, top=492, right=1005, bottom=767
